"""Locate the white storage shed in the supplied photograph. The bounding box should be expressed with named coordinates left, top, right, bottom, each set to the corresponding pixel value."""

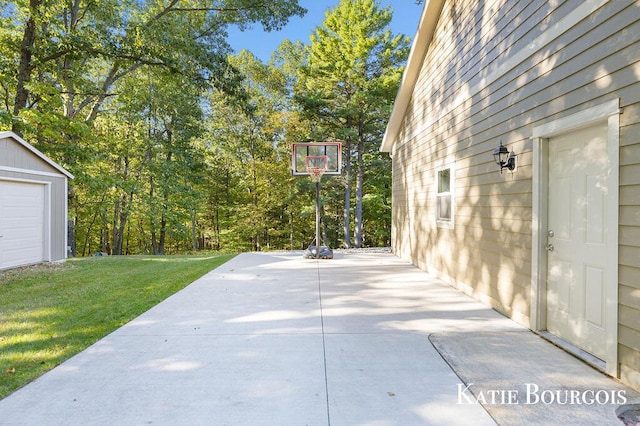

left=0, top=131, right=73, bottom=270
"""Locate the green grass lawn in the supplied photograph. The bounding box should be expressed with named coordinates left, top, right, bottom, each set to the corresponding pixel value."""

left=0, top=254, right=235, bottom=399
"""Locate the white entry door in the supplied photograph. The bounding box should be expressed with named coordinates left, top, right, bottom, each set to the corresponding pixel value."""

left=546, top=123, right=612, bottom=360
left=0, top=180, right=46, bottom=269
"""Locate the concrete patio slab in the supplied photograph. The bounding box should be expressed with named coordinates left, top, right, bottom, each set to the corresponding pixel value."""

left=430, top=331, right=640, bottom=425
left=0, top=251, right=637, bottom=425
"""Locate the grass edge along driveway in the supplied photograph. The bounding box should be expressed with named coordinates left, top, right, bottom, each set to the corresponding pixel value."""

left=0, top=254, right=235, bottom=399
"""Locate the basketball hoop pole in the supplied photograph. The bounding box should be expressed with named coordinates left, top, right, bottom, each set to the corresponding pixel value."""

left=306, top=156, right=326, bottom=259
left=315, top=180, right=321, bottom=259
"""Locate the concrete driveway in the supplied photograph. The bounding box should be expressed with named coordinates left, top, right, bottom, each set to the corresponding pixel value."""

left=0, top=251, right=637, bottom=425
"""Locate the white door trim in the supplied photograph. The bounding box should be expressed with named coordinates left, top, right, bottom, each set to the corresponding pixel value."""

left=530, top=99, right=620, bottom=377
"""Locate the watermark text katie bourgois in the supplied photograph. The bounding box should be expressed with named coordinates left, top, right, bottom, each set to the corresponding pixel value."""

left=457, top=383, right=627, bottom=405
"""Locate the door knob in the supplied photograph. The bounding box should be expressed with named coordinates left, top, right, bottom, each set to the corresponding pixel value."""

left=548, top=230, right=554, bottom=238
left=545, top=244, right=554, bottom=252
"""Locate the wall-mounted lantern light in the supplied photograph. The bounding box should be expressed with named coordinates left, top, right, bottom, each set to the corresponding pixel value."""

left=493, top=141, right=517, bottom=174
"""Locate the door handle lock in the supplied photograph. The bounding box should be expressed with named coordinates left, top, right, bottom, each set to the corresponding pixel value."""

left=545, top=244, right=554, bottom=252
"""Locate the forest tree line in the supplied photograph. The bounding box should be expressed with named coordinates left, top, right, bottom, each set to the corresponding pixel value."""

left=0, top=0, right=410, bottom=255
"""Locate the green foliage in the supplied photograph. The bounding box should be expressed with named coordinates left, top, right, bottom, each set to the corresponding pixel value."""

left=1, top=0, right=307, bottom=122
left=201, top=50, right=316, bottom=251
left=0, top=0, right=409, bottom=253
left=0, top=254, right=235, bottom=398
left=295, top=0, right=410, bottom=247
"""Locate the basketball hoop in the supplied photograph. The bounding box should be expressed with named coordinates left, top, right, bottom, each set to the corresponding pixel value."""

left=306, top=156, right=327, bottom=183
left=291, top=144, right=340, bottom=260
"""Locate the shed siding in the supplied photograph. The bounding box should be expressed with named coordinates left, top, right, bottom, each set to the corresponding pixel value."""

left=391, top=0, right=640, bottom=390
left=0, top=135, right=69, bottom=263
left=0, top=136, right=62, bottom=175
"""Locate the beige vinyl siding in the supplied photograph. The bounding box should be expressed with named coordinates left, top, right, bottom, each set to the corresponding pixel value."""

left=391, top=0, right=640, bottom=389
left=619, top=98, right=640, bottom=387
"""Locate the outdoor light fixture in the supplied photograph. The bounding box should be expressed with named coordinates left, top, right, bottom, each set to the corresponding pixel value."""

left=493, top=141, right=517, bottom=174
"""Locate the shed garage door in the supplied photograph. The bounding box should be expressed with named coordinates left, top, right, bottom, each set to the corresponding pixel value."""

left=0, top=181, right=46, bottom=269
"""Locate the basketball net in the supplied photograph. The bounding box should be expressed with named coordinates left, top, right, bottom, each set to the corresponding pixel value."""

left=306, top=156, right=327, bottom=183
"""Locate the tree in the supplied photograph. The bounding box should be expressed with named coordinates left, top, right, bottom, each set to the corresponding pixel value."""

left=0, top=0, right=305, bottom=255
left=296, top=0, right=409, bottom=247
left=3, top=0, right=306, bottom=131
left=0, top=0, right=410, bottom=255
left=202, top=50, right=303, bottom=251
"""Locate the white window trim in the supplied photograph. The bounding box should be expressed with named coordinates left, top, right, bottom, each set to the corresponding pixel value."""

left=435, top=162, right=455, bottom=229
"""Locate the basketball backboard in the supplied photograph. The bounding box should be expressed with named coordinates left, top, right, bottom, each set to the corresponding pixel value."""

left=291, top=142, right=342, bottom=176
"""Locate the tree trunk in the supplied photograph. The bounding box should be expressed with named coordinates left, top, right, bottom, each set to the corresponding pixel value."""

left=149, top=175, right=159, bottom=255
left=100, top=211, right=110, bottom=253
left=354, top=137, right=364, bottom=248
left=158, top=208, right=167, bottom=255
left=111, top=192, right=133, bottom=255
left=250, top=132, right=260, bottom=251
left=112, top=159, right=125, bottom=255
left=290, top=211, right=294, bottom=250
left=112, top=199, right=121, bottom=254
left=343, top=138, right=352, bottom=248
left=157, top=144, right=173, bottom=255
left=191, top=208, right=198, bottom=251
left=125, top=218, right=131, bottom=255
left=214, top=201, right=220, bottom=250
left=68, top=185, right=77, bottom=257
left=12, top=0, right=41, bottom=133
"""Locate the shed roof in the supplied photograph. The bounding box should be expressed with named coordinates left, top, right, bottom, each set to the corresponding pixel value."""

left=0, top=131, right=74, bottom=179
left=380, top=0, right=445, bottom=153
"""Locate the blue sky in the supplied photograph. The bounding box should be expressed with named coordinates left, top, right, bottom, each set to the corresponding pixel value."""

left=227, top=0, right=424, bottom=62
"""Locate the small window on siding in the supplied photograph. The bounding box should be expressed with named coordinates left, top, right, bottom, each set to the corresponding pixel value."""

left=436, top=164, right=454, bottom=228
